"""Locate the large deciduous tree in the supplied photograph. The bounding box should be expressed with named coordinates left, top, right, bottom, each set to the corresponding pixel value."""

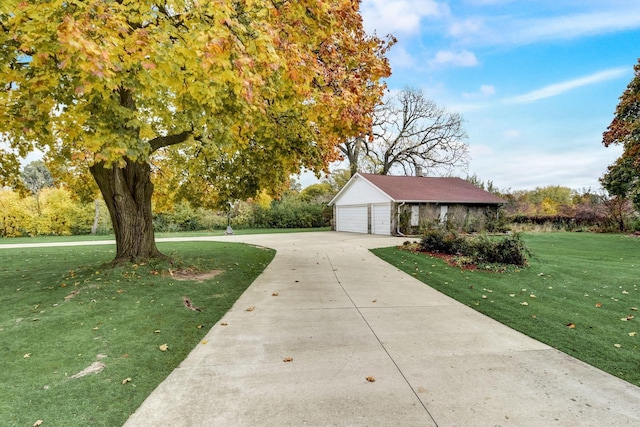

left=602, top=58, right=640, bottom=210
left=0, top=0, right=392, bottom=262
left=21, top=160, right=54, bottom=195
left=339, top=87, right=468, bottom=176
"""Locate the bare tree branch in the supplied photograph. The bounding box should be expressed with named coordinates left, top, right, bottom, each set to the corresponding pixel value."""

left=338, top=87, right=469, bottom=176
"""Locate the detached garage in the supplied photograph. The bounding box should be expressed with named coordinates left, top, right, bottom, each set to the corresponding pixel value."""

left=329, top=172, right=505, bottom=236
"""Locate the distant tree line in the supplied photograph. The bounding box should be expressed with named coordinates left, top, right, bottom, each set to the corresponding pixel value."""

left=2, top=161, right=638, bottom=238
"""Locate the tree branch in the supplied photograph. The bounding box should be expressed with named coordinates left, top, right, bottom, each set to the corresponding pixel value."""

left=149, top=131, right=193, bottom=153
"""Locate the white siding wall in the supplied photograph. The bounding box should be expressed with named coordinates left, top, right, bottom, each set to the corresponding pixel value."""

left=333, top=176, right=391, bottom=205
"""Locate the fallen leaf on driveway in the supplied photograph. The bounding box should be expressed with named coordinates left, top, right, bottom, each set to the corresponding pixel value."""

left=159, top=344, right=169, bottom=352
left=366, top=376, right=375, bottom=382
left=283, top=357, right=293, bottom=362
left=246, top=306, right=255, bottom=312
left=220, top=322, right=228, bottom=326
left=201, top=340, right=208, bottom=345
left=272, top=292, right=279, bottom=296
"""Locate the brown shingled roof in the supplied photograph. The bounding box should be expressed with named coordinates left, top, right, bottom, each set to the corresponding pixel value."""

left=359, top=173, right=505, bottom=204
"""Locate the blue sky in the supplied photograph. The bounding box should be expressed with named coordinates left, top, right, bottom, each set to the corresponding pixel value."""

left=315, top=0, right=640, bottom=192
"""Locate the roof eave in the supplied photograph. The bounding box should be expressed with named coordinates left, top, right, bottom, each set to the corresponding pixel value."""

left=394, top=200, right=505, bottom=204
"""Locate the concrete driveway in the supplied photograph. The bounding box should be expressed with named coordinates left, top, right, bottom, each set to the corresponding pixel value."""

left=118, top=232, right=639, bottom=426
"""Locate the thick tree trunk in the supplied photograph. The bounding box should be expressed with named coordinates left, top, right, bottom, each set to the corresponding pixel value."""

left=89, top=159, right=165, bottom=263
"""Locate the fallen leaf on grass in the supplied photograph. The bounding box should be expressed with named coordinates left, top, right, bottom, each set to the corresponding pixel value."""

left=621, top=315, right=635, bottom=321
left=122, top=377, right=132, bottom=384
left=629, top=332, right=637, bottom=337
left=23, top=353, right=31, bottom=358
left=283, top=357, right=293, bottom=362
left=566, top=323, right=576, bottom=329
left=631, top=307, right=638, bottom=311
left=246, top=306, right=255, bottom=312
left=159, top=344, right=169, bottom=352
left=33, top=420, right=43, bottom=427
left=197, top=324, right=204, bottom=329
left=366, top=376, right=376, bottom=382
left=595, top=302, right=603, bottom=308
left=530, top=294, right=536, bottom=298
left=154, top=330, right=161, bottom=333
left=614, top=343, right=622, bottom=348
left=520, top=302, right=529, bottom=306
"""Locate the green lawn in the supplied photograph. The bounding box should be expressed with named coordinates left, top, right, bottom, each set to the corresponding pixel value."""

left=372, top=232, right=640, bottom=387
left=0, top=227, right=329, bottom=245
left=0, top=241, right=275, bottom=426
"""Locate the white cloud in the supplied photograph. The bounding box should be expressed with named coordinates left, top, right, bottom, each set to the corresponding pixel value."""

left=388, top=45, right=417, bottom=69
left=451, top=6, right=640, bottom=47
left=432, top=50, right=478, bottom=67
left=462, top=84, right=495, bottom=99
left=360, top=0, right=447, bottom=36
left=502, top=129, right=520, bottom=139
left=469, top=145, right=623, bottom=191
left=516, top=10, right=640, bottom=45
left=448, top=18, right=485, bottom=38
left=504, top=67, right=629, bottom=104
left=480, top=85, right=495, bottom=96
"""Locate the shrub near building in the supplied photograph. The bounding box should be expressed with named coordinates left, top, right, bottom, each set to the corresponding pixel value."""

left=417, top=228, right=530, bottom=269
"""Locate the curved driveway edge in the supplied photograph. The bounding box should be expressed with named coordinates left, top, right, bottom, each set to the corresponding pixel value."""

left=10, top=232, right=638, bottom=425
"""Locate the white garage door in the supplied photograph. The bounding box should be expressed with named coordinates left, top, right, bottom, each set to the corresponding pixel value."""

left=372, top=204, right=391, bottom=235
left=336, top=206, right=368, bottom=233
